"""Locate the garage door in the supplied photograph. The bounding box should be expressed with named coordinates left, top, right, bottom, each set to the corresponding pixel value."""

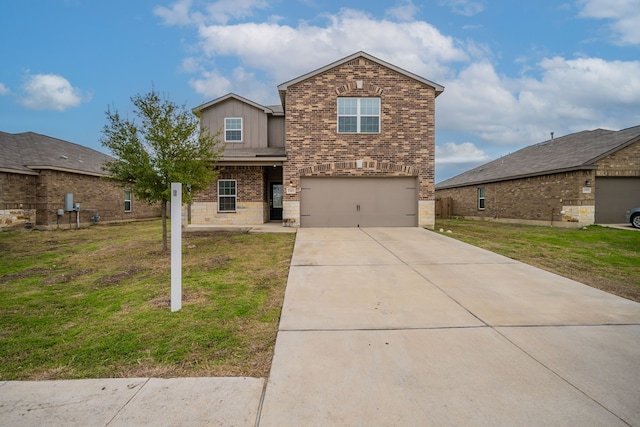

left=595, top=177, right=640, bottom=224
left=300, top=177, right=418, bottom=227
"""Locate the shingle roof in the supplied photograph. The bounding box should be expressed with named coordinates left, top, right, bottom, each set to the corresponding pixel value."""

left=193, top=93, right=283, bottom=115
left=0, top=131, right=113, bottom=176
left=436, top=125, right=640, bottom=189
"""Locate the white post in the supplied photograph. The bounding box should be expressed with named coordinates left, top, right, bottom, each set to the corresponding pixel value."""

left=171, top=183, right=182, bottom=312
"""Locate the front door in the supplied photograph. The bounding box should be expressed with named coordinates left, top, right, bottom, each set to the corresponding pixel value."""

left=270, top=182, right=283, bottom=221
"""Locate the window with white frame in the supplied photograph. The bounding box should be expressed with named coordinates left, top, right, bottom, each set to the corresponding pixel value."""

left=337, top=98, right=380, bottom=133
left=224, top=118, right=243, bottom=142
left=218, top=180, right=237, bottom=212
left=478, top=187, right=485, bottom=210
left=124, top=190, right=132, bottom=212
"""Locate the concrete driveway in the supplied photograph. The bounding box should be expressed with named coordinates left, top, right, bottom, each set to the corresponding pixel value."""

left=259, top=227, right=640, bottom=426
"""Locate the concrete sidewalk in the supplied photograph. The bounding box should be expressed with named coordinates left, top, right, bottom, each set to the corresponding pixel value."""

left=2, top=227, right=639, bottom=426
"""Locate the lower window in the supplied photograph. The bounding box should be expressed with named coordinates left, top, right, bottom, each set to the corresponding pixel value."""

left=478, top=187, right=485, bottom=210
left=124, top=190, right=132, bottom=212
left=218, top=180, right=237, bottom=212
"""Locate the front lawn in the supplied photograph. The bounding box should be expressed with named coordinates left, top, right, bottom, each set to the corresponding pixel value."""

left=0, top=220, right=295, bottom=380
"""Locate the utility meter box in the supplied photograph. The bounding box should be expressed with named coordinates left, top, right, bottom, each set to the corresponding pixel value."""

left=64, top=194, right=74, bottom=212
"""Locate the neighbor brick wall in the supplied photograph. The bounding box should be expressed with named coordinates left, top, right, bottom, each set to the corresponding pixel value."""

left=33, top=170, right=161, bottom=229
left=596, top=140, right=640, bottom=177
left=0, top=172, right=38, bottom=228
left=282, top=57, right=436, bottom=227
left=435, top=170, right=595, bottom=226
left=0, top=172, right=37, bottom=209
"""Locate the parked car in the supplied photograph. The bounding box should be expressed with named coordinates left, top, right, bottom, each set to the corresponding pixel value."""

left=624, top=207, right=640, bottom=229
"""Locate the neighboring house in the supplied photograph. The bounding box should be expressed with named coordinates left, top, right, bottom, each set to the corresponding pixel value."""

left=0, top=132, right=161, bottom=230
left=435, top=126, right=640, bottom=226
left=193, top=51, right=444, bottom=228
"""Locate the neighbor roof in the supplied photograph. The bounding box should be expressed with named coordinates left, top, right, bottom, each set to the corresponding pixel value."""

left=277, top=51, right=445, bottom=106
left=436, top=125, right=640, bottom=189
left=0, top=131, right=113, bottom=176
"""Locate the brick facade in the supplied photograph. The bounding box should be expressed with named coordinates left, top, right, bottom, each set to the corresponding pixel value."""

left=282, top=57, right=437, bottom=227
left=1, top=170, right=161, bottom=230
left=436, top=170, right=596, bottom=226
left=190, top=166, right=267, bottom=225
left=436, top=139, right=640, bottom=227
left=596, top=142, right=640, bottom=177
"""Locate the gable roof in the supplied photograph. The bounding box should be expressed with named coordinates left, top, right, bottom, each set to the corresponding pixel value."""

left=277, top=51, right=445, bottom=105
left=193, top=93, right=283, bottom=115
left=436, top=125, right=640, bottom=189
left=0, top=131, right=113, bottom=176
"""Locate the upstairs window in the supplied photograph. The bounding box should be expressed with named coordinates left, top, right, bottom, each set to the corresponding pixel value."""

left=124, top=190, right=132, bottom=212
left=218, top=180, right=237, bottom=212
left=225, top=118, right=243, bottom=142
left=337, top=98, right=380, bottom=133
left=478, top=187, right=485, bottom=210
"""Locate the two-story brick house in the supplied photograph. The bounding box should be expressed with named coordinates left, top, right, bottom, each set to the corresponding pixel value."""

left=192, top=51, right=444, bottom=228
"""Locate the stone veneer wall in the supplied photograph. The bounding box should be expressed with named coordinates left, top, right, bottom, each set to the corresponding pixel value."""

left=282, top=57, right=437, bottom=228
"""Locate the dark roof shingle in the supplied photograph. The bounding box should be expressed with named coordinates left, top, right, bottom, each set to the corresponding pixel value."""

left=436, top=125, right=640, bottom=189
left=0, top=132, right=113, bottom=175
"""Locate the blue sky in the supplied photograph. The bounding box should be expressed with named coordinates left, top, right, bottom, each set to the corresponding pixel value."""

left=1, top=0, right=639, bottom=182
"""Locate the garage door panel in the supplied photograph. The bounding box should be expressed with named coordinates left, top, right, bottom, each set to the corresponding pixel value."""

left=300, top=177, right=418, bottom=227
left=595, top=178, right=640, bottom=224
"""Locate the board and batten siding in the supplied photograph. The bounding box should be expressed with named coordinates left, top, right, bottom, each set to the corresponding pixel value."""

left=200, top=98, right=269, bottom=149
left=268, top=115, right=285, bottom=148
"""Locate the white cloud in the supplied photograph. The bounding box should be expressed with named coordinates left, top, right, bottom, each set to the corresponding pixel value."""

left=438, top=0, right=485, bottom=16
left=436, top=141, right=490, bottom=164
left=205, top=0, right=269, bottom=25
left=0, top=83, right=9, bottom=95
left=160, top=1, right=640, bottom=154
left=189, top=66, right=274, bottom=103
left=438, top=56, right=640, bottom=145
left=386, top=0, right=420, bottom=22
left=19, top=73, right=89, bottom=111
left=193, top=8, right=468, bottom=96
left=577, top=0, right=640, bottom=45
left=154, top=0, right=195, bottom=25
left=154, top=0, right=270, bottom=26
left=189, top=69, right=231, bottom=98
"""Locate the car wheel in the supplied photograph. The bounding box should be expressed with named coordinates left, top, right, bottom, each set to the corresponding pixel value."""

left=632, top=214, right=640, bottom=229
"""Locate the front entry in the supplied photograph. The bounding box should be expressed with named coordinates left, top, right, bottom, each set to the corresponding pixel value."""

left=270, top=182, right=283, bottom=221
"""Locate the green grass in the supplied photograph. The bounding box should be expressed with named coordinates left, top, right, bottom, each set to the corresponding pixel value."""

left=0, top=221, right=295, bottom=380
left=434, top=219, right=640, bottom=302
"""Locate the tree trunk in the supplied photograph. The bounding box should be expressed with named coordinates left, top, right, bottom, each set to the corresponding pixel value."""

left=161, top=199, right=168, bottom=252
